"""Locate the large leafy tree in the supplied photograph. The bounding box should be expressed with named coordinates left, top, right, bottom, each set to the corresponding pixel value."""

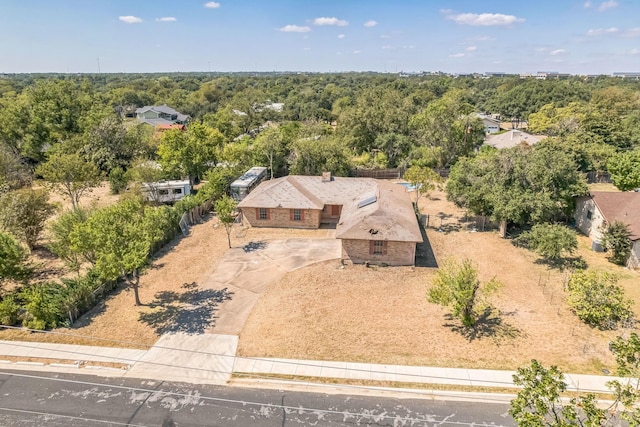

left=72, top=199, right=174, bottom=306
left=289, top=135, right=352, bottom=177
left=0, top=189, right=55, bottom=250
left=447, top=145, right=587, bottom=230
left=36, top=152, right=102, bottom=210
left=516, top=223, right=577, bottom=263
left=607, top=151, right=640, bottom=191
left=157, top=122, right=224, bottom=184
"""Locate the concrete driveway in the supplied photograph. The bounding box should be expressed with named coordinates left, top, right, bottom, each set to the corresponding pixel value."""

left=200, top=238, right=341, bottom=335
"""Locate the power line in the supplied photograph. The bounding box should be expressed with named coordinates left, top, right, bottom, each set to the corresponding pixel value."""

left=0, top=371, right=506, bottom=427
left=0, top=325, right=517, bottom=388
left=0, top=407, right=147, bottom=427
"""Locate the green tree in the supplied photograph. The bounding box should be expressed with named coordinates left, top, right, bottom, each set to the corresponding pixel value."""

left=608, top=333, right=640, bottom=425
left=0, top=189, right=55, bottom=249
left=215, top=195, right=237, bottom=249
left=510, top=359, right=607, bottom=426
left=0, top=144, right=32, bottom=191
left=446, top=145, right=587, bottom=232
left=157, top=123, right=224, bottom=184
left=36, top=152, right=102, bottom=210
left=516, top=223, right=577, bottom=263
left=402, top=165, right=442, bottom=212
left=289, top=136, right=352, bottom=177
left=73, top=199, right=168, bottom=306
left=566, top=270, right=633, bottom=330
left=0, top=231, right=31, bottom=287
left=81, top=115, right=135, bottom=173
left=47, top=208, right=93, bottom=273
left=601, top=220, right=633, bottom=266
left=427, top=259, right=500, bottom=327
left=253, top=126, right=291, bottom=179
left=607, top=151, right=640, bottom=191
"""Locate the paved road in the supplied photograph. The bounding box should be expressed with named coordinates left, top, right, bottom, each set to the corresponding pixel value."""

left=0, top=369, right=515, bottom=426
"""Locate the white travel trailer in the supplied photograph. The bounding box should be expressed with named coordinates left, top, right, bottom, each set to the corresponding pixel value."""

left=142, top=180, right=192, bottom=204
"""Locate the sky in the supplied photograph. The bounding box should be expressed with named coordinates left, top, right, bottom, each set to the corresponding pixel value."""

left=0, top=0, right=639, bottom=74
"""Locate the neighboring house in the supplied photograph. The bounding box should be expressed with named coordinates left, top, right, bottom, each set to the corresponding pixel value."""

left=475, top=114, right=501, bottom=134
left=135, top=104, right=190, bottom=127
left=574, top=191, right=640, bottom=269
left=484, top=130, right=545, bottom=149
left=237, top=173, right=423, bottom=266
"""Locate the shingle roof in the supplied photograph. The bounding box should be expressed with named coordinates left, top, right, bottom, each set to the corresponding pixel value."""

left=238, top=176, right=423, bottom=243
left=591, top=191, right=640, bottom=241
left=135, top=105, right=189, bottom=122
left=484, top=130, right=545, bottom=149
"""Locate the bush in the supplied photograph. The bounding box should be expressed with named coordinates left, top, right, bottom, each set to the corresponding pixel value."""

left=0, top=231, right=31, bottom=286
left=47, top=208, right=93, bottom=272
left=19, top=283, right=65, bottom=330
left=566, top=270, right=633, bottom=330
left=0, top=189, right=55, bottom=249
left=601, top=220, right=632, bottom=266
left=108, top=167, right=128, bottom=195
left=0, top=294, right=20, bottom=326
left=516, top=223, right=577, bottom=262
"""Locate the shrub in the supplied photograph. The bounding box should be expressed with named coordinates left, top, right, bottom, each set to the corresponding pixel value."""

left=0, top=189, right=55, bottom=249
left=601, top=220, right=632, bottom=266
left=0, top=294, right=20, bottom=326
left=566, top=270, right=633, bottom=330
left=19, top=283, right=65, bottom=330
left=516, top=223, right=577, bottom=262
left=48, top=208, right=93, bottom=272
left=108, top=166, right=128, bottom=195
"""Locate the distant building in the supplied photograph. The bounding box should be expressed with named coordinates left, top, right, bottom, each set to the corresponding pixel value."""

left=484, top=72, right=508, bottom=78
left=475, top=114, right=502, bottom=134
left=135, top=104, right=190, bottom=127
left=484, top=130, right=545, bottom=149
left=536, top=72, right=571, bottom=80
left=613, top=72, right=640, bottom=80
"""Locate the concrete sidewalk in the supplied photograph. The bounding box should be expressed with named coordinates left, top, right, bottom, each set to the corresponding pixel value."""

left=0, top=337, right=624, bottom=394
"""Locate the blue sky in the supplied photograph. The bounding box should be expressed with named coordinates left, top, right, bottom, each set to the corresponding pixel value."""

left=0, top=0, right=639, bottom=74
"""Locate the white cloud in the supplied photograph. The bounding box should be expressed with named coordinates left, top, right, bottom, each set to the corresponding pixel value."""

left=550, top=49, right=567, bottom=55
left=584, top=1, right=592, bottom=7
left=353, top=50, right=361, bottom=54
left=204, top=1, right=220, bottom=8
left=445, top=12, right=525, bottom=26
left=586, top=27, right=619, bottom=35
left=535, top=47, right=549, bottom=52
left=475, top=35, right=495, bottom=41
left=630, top=48, right=640, bottom=55
left=338, top=34, right=345, bottom=39
left=156, top=17, right=176, bottom=22
left=465, top=45, right=477, bottom=51
left=380, top=34, right=391, bottom=39
left=313, top=17, right=348, bottom=26
left=364, top=20, right=378, bottom=28
left=119, top=16, right=142, bottom=24
left=598, top=0, right=618, bottom=11
left=449, top=53, right=465, bottom=58
left=278, top=25, right=311, bottom=33
left=381, top=45, right=393, bottom=50
left=623, top=28, right=640, bottom=37
left=303, top=47, right=311, bottom=51
left=403, top=45, right=415, bottom=49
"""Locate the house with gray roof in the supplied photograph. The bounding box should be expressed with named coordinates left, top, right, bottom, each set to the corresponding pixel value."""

left=135, top=104, right=190, bottom=127
left=237, top=173, right=423, bottom=266
left=575, top=191, right=640, bottom=269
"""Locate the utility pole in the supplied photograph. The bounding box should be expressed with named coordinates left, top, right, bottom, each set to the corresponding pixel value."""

left=97, top=57, right=101, bottom=74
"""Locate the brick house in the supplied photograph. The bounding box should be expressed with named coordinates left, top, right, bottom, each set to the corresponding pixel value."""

left=574, top=191, right=640, bottom=269
left=237, top=174, right=423, bottom=266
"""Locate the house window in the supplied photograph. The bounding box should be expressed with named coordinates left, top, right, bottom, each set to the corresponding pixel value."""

left=292, top=209, right=302, bottom=221
left=172, top=188, right=182, bottom=195
left=587, top=210, right=593, bottom=220
left=371, top=240, right=387, bottom=255
left=259, top=208, right=268, bottom=220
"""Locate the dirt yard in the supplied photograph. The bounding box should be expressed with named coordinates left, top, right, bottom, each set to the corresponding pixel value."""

left=237, top=189, right=640, bottom=374
left=3, top=183, right=638, bottom=375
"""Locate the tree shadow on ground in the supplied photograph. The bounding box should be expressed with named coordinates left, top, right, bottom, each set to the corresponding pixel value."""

left=533, top=256, right=587, bottom=272
left=443, top=308, right=523, bottom=344
left=139, top=281, right=233, bottom=334
left=242, top=241, right=267, bottom=253
left=415, top=220, right=438, bottom=268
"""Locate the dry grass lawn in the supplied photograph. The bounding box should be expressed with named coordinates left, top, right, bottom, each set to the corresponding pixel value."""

left=237, top=189, right=640, bottom=374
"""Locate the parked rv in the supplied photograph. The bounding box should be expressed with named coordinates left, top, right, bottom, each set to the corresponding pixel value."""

left=230, top=166, right=268, bottom=201
left=142, top=180, right=192, bottom=204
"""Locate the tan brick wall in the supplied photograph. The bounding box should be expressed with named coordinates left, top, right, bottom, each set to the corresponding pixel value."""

left=241, top=207, right=321, bottom=229
left=341, top=239, right=416, bottom=266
